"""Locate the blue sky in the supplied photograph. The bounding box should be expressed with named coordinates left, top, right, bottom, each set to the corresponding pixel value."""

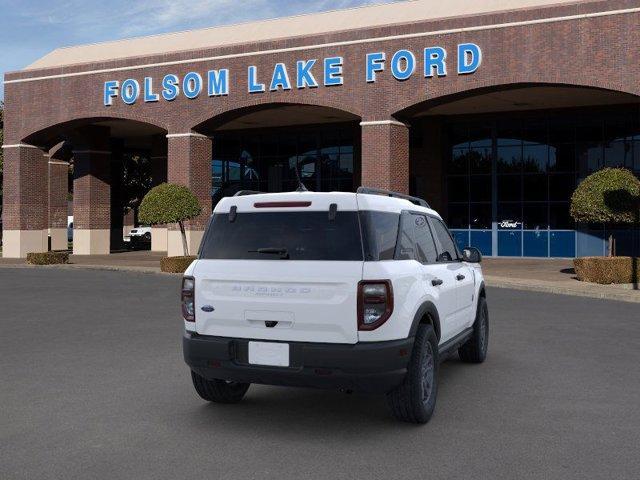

left=0, top=0, right=399, bottom=100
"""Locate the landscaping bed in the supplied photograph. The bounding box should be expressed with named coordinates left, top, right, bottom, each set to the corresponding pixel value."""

left=574, top=256, right=640, bottom=284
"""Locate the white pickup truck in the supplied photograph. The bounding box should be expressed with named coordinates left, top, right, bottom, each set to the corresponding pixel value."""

left=182, top=188, right=488, bottom=423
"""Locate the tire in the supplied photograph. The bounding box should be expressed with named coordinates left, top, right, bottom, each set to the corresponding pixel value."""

left=190, top=370, right=250, bottom=404
left=144, top=232, right=151, bottom=241
left=458, top=296, right=489, bottom=363
left=386, top=324, right=438, bottom=424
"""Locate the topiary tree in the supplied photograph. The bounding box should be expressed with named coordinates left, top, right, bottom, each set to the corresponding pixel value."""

left=139, top=183, right=202, bottom=256
left=570, top=168, right=640, bottom=256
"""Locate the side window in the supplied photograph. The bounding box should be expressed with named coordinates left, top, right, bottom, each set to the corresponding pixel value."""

left=360, top=211, right=401, bottom=261
left=413, top=215, right=438, bottom=264
left=430, top=217, right=459, bottom=262
left=395, top=212, right=416, bottom=260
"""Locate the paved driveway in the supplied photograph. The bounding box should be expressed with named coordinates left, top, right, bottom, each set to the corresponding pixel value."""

left=1, top=268, right=639, bottom=480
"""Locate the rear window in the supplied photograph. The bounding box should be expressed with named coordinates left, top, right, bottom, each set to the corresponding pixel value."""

left=200, top=211, right=364, bottom=261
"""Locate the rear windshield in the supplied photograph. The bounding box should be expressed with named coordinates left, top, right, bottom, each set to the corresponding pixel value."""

left=200, top=211, right=364, bottom=261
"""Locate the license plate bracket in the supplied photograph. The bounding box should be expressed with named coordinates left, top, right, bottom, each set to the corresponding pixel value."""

left=248, top=341, right=290, bottom=367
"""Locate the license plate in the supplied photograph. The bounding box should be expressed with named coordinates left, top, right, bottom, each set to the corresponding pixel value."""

left=248, top=341, right=289, bottom=367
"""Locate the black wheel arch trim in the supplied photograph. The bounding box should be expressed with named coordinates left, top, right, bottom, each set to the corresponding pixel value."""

left=478, top=281, right=486, bottom=299
left=408, top=301, right=441, bottom=342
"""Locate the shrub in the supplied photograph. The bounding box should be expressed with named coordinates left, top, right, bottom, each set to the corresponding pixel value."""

left=160, top=256, right=197, bottom=273
left=139, top=183, right=202, bottom=256
left=570, top=168, right=640, bottom=257
left=573, top=256, right=640, bottom=284
left=570, top=168, right=640, bottom=225
left=27, top=251, right=69, bottom=265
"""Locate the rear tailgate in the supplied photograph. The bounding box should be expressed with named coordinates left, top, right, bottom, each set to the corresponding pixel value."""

left=193, top=260, right=361, bottom=343
left=194, top=192, right=363, bottom=344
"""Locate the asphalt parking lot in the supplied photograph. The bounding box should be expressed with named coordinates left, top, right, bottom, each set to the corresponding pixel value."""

left=1, top=268, right=639, bottom=480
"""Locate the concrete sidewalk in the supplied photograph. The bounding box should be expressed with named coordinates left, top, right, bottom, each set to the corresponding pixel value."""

left=1, top=251, right=639, bottom=303
left=482, top=258, right=640, bottom=303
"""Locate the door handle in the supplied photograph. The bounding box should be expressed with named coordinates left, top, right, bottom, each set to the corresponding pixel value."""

left=432, top=278, right=443, bottom=286
left=456, top=274, right=466, bottom=281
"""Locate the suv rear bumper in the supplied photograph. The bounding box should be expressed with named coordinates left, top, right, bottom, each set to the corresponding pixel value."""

left=183, top=332, right=414, bottom=393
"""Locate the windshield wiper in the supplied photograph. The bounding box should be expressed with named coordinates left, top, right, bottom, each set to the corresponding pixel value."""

left=249, top=247, right=290, bottom=259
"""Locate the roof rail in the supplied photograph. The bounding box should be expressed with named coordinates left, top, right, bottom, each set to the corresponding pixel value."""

left=233, top=190, right=264, bottom=197
left=356, top=186, right=430, bottom=208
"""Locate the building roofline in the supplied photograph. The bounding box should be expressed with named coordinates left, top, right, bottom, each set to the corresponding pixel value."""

left=19, top=0, right=593, bottom=72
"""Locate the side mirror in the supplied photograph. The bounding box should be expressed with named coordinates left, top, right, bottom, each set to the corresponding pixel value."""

left=462, top=247, right=482, bottom=263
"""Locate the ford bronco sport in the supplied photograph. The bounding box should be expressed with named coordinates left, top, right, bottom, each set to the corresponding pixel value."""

left=182, top=187, right=488, bottom=424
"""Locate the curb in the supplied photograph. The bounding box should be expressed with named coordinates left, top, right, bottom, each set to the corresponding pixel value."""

left=2, top=263, right=639, bottom=302
left=485, top=276, right=640, bottom=303
left=0, top=263, right=173, bottom=275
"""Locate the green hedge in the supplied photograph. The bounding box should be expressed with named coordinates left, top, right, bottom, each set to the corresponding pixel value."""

left=574, top=256, right=640, bottom=284
left=26, top=251, right=69, bottom=265
left=160, top=256, right=197, bottom=273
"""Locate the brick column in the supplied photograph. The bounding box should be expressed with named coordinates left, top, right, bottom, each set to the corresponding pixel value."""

left=48, top=146, right=69, bottom=251
left=166, top=132, right=212, bottom=257
left=72, top=127, right=112, bottom=255
left=1, top=144, right=49, bottom=258
left=150, top=134, right=168, bottom=252
left=360, top=120, right=410, bottom=194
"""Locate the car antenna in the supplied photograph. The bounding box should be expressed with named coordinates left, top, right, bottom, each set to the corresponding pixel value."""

left=294, top=161, right=308, bottom=192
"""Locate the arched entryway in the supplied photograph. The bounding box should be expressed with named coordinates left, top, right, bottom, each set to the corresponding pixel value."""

left=3, top=117, right=167, bottom=257
left=397, top=84, right=640, bottom=258
left=194, top=103, right=361, bottom=208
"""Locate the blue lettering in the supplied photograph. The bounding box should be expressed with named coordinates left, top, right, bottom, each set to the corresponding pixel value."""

left=183, top=72, right=202, bottom=99
left=144, top=77, right=159, bottom=102
left=162, top=74, right=179, bottom=101
left=270, top=63, right=292, bottom=91
left=458, top=43, right=482, bottom=74
left=424, top=47, right=447, bottom=77
left=121, top=79, right=140, bottom=105
left=296, top=60, right=318, bottom=89
left=366, top=52, right=385, bottom=83
left=390, top=50, right=415, bottom=81
left=324, top=57, right=343, bottom=86
left=104, top=80, right=119, bottom=106
left=207, top=69, right=229, bottom=96
left=248, top=66, right=265, bottom=93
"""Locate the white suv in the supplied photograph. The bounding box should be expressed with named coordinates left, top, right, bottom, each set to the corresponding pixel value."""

left=182, top=188, right=488, bottom=423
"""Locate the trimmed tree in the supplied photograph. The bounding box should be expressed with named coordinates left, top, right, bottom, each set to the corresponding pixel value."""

left=570, top=168, right=640, bottom=256
left=138, top=183, right=202, bottom=256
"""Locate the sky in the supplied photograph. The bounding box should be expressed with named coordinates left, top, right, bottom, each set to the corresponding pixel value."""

left=0, top=0, right=401, bottom=100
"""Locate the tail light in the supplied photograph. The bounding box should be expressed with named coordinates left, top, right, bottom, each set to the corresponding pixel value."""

left=357, top=280, right=393, bottom=330
left=182, top=276, right=195, bottom=322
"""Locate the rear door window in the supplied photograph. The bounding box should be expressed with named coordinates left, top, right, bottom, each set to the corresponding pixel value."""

left=413, top=214, right=438, bottom=264
left=200, top=211, right=363, bottom=261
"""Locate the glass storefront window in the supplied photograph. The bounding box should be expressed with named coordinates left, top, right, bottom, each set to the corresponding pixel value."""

left=470, top=175, right=492, bottom=202
left=523, top=144, right=548, bottom=173
left=497, top=175, right=521, bottom=201
left=447, top=176, right=469, bottom=203
left=470, top=203, right=492, bottom=229
left=523, top=175, right=547, bottom=202
left=497, top=145, right=522, bottom=173
left=211, top=124, right=357, bottom=205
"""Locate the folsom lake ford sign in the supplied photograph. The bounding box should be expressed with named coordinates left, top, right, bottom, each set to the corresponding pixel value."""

left=103, top=43, right=482, bottom=106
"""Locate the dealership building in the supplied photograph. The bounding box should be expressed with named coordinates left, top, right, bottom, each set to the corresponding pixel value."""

left=3, top=0, right=640, bottom=258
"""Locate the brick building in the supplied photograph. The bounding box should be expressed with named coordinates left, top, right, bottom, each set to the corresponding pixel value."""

left=2, top=0, right=640, bottom=258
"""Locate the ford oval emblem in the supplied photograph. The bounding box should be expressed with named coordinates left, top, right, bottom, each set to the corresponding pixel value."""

left=201, top=305, right=215, bottom=312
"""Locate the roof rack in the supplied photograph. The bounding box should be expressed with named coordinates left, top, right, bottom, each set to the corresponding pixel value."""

left=356, top=186, right=431, bottom=208
left=233, top=190, right=264, bottom=197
